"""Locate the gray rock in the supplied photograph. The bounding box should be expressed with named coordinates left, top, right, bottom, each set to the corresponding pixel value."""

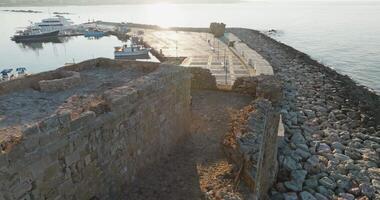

left=330, top=172, right=350, bottom=182
left=368, top=167, right=380, bottom=180
left=304, top=178, right=319, bottom=188
left=304, top=109, right=316, bottom=119
left=300, top=191, right=316, bottom=200
left=319, top=177, right=336, bottom=190
left=270, top=192, right=284, bottom=200
left=316, top=185, right=334, bottom=197
left=328, top=112, right=336, bottom=121
left=334, top=153, right=351, bottom=162
left=372, top=179, right=380, bottom=190
left=348, top=187, right=361, bottom=196
left=291, top=132, right=306, bottom=145
left=283, top=192, right=298, bottom=200
left=317, top=143, right=331, bottom=154
left=306, top=155, right=319, bottom=167
left=338, top=193, right=354, bottom=200
left=359, top=183, right=375, bottom=198
left=296, top=143, right=310, bottom=152
left=331, top=141, right=345, bottom=150
left=284, top=180, right=303, bottom=192
left=291, top=170, right=307, bottom=182
left=283, top=156, right=302, bottom=171
left=344, top=149, right=362, bottom=160
left=314, top=193, right=328, bottom=200
left=337, top=179, right=352, bottom=191
left=345, top=162, right=361, bottom=171
left=295, top=148, right=311, bottom=159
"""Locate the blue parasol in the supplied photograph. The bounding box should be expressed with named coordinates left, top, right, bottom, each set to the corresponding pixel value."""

left=1, top=69, right=12, bottom=75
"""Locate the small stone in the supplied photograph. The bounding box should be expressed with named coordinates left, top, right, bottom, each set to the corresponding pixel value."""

left=291, top=170, right=307, bottom=182
left=337, top=179, right=352, bottom=191
left=372, top=179, right=380, bottom=190
left=348, top=187, right=361, bottom=196
left=368, top=168, right=380, bottom=180
left=291, top=132, right=306, bottom=145
left=284, top=180, right=303, bottom=192
left=345, top=149, right=362, bottom=160
left=316, top=185, right=334, bottom=197
left=359, top=183, right=375, bottom=198
left=304, top=178, right=319, bottom=188
left=300, top=191, right=316, bottom=200
left=296, top=143, right=309, bottom=152
left=317, top=143, right=331, bottom=154
left=283, top=156, right=302, bottom=171
left=270, top=192, right=284, bottom=200
left=339, top=193, right=355, bottom=200
left=296, top=148, right=311, bottom=159
left=334, top=153, right=351, bottom=162
left=319, top=177, right=336, bottom=190
left=283, top=192, right=298, bottom=200
left=307, top=155, right=319, bottom=167
left=314, top=193, right=328, bottom=200
left=304, top=109, right=316, bottom=119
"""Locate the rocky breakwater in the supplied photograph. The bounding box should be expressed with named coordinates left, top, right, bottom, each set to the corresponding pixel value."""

left=223, top=75, right=283, bottom=199
left=229, top=28, right=380, bottom=200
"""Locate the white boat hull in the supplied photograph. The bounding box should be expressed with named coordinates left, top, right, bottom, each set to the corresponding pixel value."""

left=114, top=48, right=151, bottom=58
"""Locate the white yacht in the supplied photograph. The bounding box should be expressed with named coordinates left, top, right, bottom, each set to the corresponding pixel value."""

left=34, top=15, right=74, bottom=32
left=11, top=26, right=59, bottom=42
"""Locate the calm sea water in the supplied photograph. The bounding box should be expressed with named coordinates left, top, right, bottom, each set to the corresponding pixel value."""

left=1, top=2, right=379, bottom=92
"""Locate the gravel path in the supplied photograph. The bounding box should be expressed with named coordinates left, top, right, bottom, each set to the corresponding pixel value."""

left=230, top=28, right=380, bottom=200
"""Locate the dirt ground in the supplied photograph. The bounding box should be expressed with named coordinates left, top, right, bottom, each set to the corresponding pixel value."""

left=125, top=89, right=253, bottom=200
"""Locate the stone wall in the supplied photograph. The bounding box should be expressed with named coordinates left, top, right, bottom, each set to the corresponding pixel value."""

left=0, top=58, right=159, bottom=95
left=187, top=67, right=217, bottom=90
left=0, top=64, right=191, bottom=200
left=232, top=75, right=282, bottom=104
left=223, top=98, right=283, bottom=199
left=39, top=71, right=81, bottom=92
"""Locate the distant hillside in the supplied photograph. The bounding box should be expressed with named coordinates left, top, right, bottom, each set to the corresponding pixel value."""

left=0, top=0, right=241, bottom=6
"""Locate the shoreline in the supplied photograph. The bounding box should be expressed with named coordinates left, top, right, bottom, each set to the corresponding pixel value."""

left=228, top=28, right=380, bottom=122
left=229, top=28, right=379, bottom=199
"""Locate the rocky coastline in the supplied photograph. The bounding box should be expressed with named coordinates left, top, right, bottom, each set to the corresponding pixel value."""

left=229, top=28, right=380, bottom=200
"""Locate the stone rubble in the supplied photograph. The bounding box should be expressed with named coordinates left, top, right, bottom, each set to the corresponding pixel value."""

left=229, top=28, right=380, bottom=200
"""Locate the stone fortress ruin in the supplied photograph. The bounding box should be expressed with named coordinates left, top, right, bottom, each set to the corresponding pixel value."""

left=0, top=55, right=282, bottom=199
left=1, top=23, right=379, bottom=200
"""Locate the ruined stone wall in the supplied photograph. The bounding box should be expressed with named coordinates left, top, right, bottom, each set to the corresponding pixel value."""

left=223, top=99, right=283, bottom=199
left=187, top=67, right=217, bottom=90
left=0, top=58, right=159, bottom=95
left=38, top=71, right=81, bottom=92
left=232, top=75, right=282, bottom=103
left=0, top=65, right=191, bottom=200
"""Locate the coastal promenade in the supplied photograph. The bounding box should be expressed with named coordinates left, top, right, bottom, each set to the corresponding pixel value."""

left=230, top=28, right=380, bottom=200
left=132, top=28, right=272, bottom=85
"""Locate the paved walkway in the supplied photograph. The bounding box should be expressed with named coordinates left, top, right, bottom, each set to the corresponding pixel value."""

left=130, top=28, right=273, bottom=85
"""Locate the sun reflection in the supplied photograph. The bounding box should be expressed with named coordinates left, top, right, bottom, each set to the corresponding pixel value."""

left=144, top=3, right=184, bottom=28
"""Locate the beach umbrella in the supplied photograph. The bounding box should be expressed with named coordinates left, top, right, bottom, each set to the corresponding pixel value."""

left=1, top=69, right=12, bottom=74
left=16, top=67, right=26, bottom=72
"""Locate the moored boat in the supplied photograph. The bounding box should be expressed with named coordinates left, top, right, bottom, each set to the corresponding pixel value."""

left=84, top=28, right=105, bottom=38
left=114, top=43, right=151, bottom=58
left=11, top=27, right=59, bottom=42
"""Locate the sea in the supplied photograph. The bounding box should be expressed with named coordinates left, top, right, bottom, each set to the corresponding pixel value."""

left=0, top=1, right=379, bottom=92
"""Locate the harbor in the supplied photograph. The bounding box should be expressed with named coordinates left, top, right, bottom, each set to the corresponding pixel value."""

left=0, top=4, right=379, bottom=199
left=2, top=17, right=273, bottom=85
